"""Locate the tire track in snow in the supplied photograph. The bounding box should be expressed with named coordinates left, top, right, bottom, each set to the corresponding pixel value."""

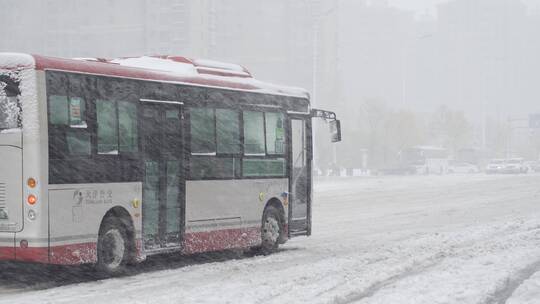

left=325, top=219, right=540, bottom=304
left=341, top=221, right=540, bottom=304
left=482, top=259, right=540, bottom=304
left=332, top=258, right=443, bottom=304
left=328, top=248, right=466, bottom=304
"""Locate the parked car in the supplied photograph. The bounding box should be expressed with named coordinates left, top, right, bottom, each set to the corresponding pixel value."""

left=502, top=158, right=528, bottom=174
left=485, top=159, right=505, bottom=174
left=447, top=161, right=479, bottom=174
left=524, top=161, right=540, bottom=172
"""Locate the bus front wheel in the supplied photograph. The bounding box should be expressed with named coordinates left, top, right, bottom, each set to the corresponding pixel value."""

left=96, top=218, right=129, bottom=275
left=260, top=206, right=283, bottom=255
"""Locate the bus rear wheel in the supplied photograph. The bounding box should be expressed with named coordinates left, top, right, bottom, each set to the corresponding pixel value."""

left=260, top=206, right=283, bottom=255
left=96, top=218, right=129, bottom=275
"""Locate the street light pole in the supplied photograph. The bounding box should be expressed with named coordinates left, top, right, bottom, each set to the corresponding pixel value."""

left=312, top=1, right=339, bottom=108
left=312, top=1, right=339, bottom=172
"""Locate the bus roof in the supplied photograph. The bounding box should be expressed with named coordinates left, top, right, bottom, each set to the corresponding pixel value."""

left=0, top=53, right=310, bottom=99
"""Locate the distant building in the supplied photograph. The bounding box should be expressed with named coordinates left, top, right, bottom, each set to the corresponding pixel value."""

left=314, top=0, right=416, bottom=169
left=436, top=0, right=530, bottom=116
left=0, top=0, right=316, bottom=92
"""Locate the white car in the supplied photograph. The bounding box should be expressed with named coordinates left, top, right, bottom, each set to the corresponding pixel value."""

left=524, top=161, right=540, bottom=172
left=485, top=159, right=505, bottom=174
left=503, top=158, right=528, bottom=174
left=448, top=161, right=479, bottom=174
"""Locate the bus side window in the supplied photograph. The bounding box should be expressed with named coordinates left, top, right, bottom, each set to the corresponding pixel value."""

left=66, top=129, right=91, bottom=156
left=190, top=108, right=216, bottom=154
left=189, top=107, right=241, bottom=179
left=241, top=110, right=286, bottom=177
left=49, top=95, right=69, bottom=125
left=48, top=95, right=90, bottom=156
left=118, top=101, right=138, bottom=153
left=68, top=97, right=86, bottom=127
left=97, top=99, right=138, bottom=155
left=49, top=95, right=87, bottom=127
left=265, top=112, right=285, bottom=155
left=216, top=109, right=240, bottom=154
left=243, top=111, right=265, bottom=155
left=190, top=157, right=238, bottom=179
left=96, top=99, right=119, bottom=155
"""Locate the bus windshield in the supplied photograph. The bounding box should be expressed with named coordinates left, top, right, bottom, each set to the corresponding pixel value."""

left=0, top=77, right=21, bottom=130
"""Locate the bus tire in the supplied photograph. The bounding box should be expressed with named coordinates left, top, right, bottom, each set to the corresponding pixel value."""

left=260, top=206, right=283, bottom=255
left=96, top=217, right=130, bottom=275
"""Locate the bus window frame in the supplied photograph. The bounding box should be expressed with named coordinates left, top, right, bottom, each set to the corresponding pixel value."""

left=186, top=104, right=242, bottom=180
left=240, top=105, right=288, bottom=179
left=47, top=72, right=93, bottom=161
left=186, top=102, right=289, bottom=181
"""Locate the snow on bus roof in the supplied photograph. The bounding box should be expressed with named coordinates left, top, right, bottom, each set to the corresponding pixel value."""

left=193, top=58, right=247, bottom=73
left=110, top=56, right=198, bottom=75
left=108, top=56, right=308, bottom=98
left=0, top=53, right=35, bottom=70
left=0, top=52, right=309, bottom=99
left=0, top=53, right=309, bottom=99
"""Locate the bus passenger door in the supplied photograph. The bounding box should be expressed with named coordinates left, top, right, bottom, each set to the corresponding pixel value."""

left=141, top=101, right=184, bottom=250
left=289, top=117, right=312, bottom=236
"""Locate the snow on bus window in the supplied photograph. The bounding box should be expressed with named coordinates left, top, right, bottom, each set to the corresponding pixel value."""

left=0, top=95, right=20, bottom=130
left=0, top=79, right=21, bottom=130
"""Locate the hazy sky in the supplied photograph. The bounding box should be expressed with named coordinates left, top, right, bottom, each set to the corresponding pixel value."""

left=388, top=0, right=447, bottom=15
left=388, top=0, right=540, bottom=16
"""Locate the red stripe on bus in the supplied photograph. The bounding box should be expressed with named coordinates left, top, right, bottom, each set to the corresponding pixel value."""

left=10, top=238, right=144, bottom=265
left=0, top=227, right=261, bottom=264
left=183, top=227, right=261, bottom=255
left=8, top=243, right=96, bottom=265
left=49, top=243, right=97, bottom=265
left=0, top=247, right=15, bottom=260
left=16, top=246, right=49, bottom=263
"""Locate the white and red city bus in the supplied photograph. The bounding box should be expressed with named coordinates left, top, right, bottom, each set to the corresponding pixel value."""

left=0, top=53, right=341, bottom=273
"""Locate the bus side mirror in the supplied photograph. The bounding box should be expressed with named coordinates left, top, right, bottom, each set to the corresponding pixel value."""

left=330, top=120, right=342, bottom=143
left=310, top=108, right=341, bottom=142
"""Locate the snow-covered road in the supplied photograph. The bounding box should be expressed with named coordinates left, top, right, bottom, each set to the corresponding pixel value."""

left=1, top=174, right=540, bottom=304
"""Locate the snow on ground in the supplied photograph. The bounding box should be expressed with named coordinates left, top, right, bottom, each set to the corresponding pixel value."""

left=1, top=174, right=540, bottom=303
left=508, top=271, right=540, bottom=304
